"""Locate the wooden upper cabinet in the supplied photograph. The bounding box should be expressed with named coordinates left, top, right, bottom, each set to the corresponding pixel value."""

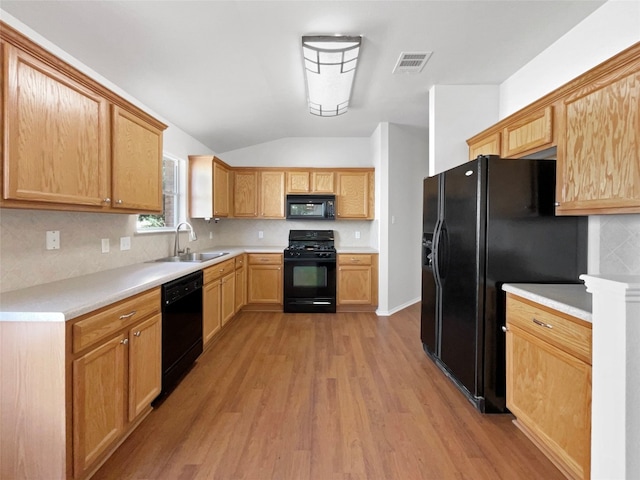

left=111, top=106, right=163, bottom=211
left=311, top=171, right=335, bottom=193
left=260, top=171, right=285, bottom=218
left=557, top=56, right=640, bottom=215
left=502, top=106, right=554, bottom=158
left=1, top=25, right=167, bottom=214
left=213, top=161, right=231, bottom=217
left=286, top=169, right=335, bottom=193
left=336, top=170, right=374, bottom=219
left=233, top=170, right=259, bottom=217
left=189, top=156, right=231, bottom=218
left=468, top=132, right=501, bottom=160
left=3, top=43, right=110, bottom=207
left=286, top=171, right=311, bottom=193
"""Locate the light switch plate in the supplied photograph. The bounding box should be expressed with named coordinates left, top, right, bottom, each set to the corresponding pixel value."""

left=101, top=238, right=110, bottom=253
left=120, top=236, right=131, bottom=251
left=46, top=230, right=60, bottom=250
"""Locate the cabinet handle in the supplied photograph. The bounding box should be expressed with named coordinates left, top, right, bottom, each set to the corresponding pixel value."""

left=501, top=326, right=508, bottom=333
left=351, top=258, right=359, bottom=262
left=121, top=338, right=129, bottom=345
left=119, top=310, right=137, bottom=320
left=554, top=202, right=560, bottom=207
left=532, top=318, right=553, bottom=329
left=116, top=199, right=123, bottom=204
left=133, top=331, right=141, bottom=337
left=103, top=198, right=111, bottom=204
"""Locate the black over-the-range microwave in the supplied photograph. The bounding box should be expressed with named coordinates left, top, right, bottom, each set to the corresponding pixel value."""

left=286, top=194, right=336, bottom=220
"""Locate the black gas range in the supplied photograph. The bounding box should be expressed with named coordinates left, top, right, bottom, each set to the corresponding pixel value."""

left=283, top=230, right=337, bottom=313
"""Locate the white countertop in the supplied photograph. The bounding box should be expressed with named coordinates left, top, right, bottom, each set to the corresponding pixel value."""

left=0, top=246, right=272, bottom=322
left=0, top=244, right=378, bottom=322
left=502, top=283, right=592, bottom=322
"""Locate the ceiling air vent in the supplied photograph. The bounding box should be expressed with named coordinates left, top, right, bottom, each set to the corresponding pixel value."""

left=393, top=51, right=433, bottom=74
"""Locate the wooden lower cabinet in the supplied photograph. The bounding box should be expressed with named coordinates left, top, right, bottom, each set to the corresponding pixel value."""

left=235, top=256, right=247, bottom=312
left=73, top=334, right=127, bottom=475
left=71, top=288, right=162, bottom=479
left=337, top=254, right=378, bottom=310
left=247, top=254, right=283, bottom=305
left=505, top=294, right=592, bottom=480
left=203, top=279, right=222, bottom=344
left=220, top=271, right=236, bottom=326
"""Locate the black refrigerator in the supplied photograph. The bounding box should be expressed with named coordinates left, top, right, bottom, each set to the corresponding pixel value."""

left=421, top=155, right=587, bottom=413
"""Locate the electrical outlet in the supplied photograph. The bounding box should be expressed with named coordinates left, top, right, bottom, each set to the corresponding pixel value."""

left=46, top=230, right=60, bottom=250
left=101, top=238, right=110, bottom=253
left=258, top=231, right=264, bottom=239
left=355, top=231, right=360, bottom=239
left=120, top=236, right=131, bottom=251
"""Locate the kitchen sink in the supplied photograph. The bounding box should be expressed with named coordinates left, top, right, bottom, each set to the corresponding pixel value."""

left=154, top=252, right=229, bottom=263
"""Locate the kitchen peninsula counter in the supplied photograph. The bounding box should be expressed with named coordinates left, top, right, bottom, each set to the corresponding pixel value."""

left=0, top=246, right=285, bottom=322
left=501, top=282, right=592, bottom=322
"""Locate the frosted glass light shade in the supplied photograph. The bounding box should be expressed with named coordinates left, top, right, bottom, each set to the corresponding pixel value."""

left=302, top=36, right=361, bottom=117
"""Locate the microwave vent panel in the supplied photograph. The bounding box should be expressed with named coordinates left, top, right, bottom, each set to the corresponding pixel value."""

left=393, top=51, right=433, bottom=74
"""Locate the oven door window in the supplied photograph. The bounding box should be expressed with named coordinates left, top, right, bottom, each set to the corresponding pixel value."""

left=293, top=265, right=327, bottom=288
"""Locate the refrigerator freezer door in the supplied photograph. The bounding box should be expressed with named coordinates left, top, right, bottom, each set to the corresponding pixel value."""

left=420, top=176, right=440, bottom=355
left=438, top=159, right=484, bottom=399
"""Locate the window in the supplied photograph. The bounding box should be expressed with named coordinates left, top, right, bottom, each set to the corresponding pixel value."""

left=137, top=154, right=185, bottom=232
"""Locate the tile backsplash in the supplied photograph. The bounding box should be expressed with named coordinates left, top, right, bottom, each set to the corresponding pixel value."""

left=0, top=209, right=374, bottom=293
left=598, top=214, right=640, bottom=275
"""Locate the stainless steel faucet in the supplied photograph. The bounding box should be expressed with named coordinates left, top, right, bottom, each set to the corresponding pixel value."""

left=174, top=222, right=197, bottom=256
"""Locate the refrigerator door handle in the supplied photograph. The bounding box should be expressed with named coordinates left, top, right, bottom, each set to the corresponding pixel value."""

left=433, top=220, right=443, bottom=286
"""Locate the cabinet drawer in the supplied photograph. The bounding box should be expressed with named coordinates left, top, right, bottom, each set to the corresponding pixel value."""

left=506, top=294, right=591, bottom=364
left=338, top=254, right=372, bottom=266
left=204, top=259, right=235, bottom=283
left=248, top=253, right=282, bottom=265
left=73, top=288, right=161, bottom=354
left=234, top=255, right=245, bottom=269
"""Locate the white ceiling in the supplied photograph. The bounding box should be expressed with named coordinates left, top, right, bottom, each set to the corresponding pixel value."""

left=1, top=1, right=605, bottom=154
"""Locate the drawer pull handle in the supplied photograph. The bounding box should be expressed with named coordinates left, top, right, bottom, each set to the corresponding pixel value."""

left=119, top=310, right=137, bottom=320
left=133, top=331, right=141, bottom=337
left=121, top=338, right=129, bottom=345
left=532, top=318, right=553, bottom=329
left=501, top=326, right=508, bottom=333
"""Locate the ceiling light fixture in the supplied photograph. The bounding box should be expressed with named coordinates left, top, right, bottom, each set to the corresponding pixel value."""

left=301, top=35, right=362, bottom=117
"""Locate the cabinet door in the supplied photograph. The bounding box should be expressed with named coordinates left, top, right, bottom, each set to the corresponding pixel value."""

left=506, top=325, right=591, bottom=480
left=3, top=44, right=110, bottom=207
left=502, top=106, right=554, bottom=158
left=336, top=171, right=373, bottom=219
left=73, top=334, right=127, bottom=475
left=111, top=106, right=163, bottom=212
left=311, top=171, right=335, bottom=193
left=248, top=265, right=282, bottom=304
left=260, top=171, right=285, bottom=218
left=233, top=170, right=259, bottom=217
left=221, top=271, right=236, bottom=325
left=468, top=132, right=501, bottom=160
left=557, top=67, right=640, bottom=214
left=286, top=171, right=310, bottom=193
left=203, top=280, right=221, bottom=344
left=128, top=314, right=162, bottom=421
left=337, top=265, right=372, bottom=304
left=235, top=267, right=246, bottom=311
left=213, top=161, right=230, bottom=217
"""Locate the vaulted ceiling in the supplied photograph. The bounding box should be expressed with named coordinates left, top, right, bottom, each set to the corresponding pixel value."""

left=1, top=1, right=605, bottom=153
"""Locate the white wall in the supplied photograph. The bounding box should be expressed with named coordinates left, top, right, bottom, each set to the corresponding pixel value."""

left=219, top=137, right=371, bottom=167
left=428, top=85, right=499, bottom=176
left=384, top=124, right=429, bottom=315
left=499, top=0, right=640, bottom=118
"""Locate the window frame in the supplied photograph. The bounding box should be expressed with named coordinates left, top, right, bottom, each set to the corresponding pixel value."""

left=136, top=153, right=187, bottom=234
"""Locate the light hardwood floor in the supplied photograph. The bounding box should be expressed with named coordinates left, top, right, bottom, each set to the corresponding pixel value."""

left=94, top=304, right=563, bottom=480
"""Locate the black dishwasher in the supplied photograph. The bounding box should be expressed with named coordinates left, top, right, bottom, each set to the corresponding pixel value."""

left=156, top=270, right=203, bottom=403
